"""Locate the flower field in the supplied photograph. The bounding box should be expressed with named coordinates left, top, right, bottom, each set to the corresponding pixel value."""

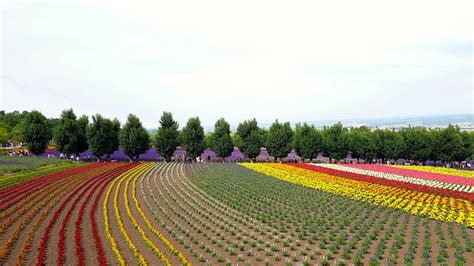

left=389, top=165, right=474, bottom=179
left=1, top=162, right=473, bottom=265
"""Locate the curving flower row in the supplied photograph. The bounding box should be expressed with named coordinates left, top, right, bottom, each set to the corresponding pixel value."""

left=131, top=165, right=190, bottom=266
left=122, top=163, right=171, bottom=266
left=313, top=163, right=474, bottom=194
left=241, top=163, right=474, bottom=228
left=341, top=164, right=474, bottom=186
left=389, top=165, right=474, bottom=179
left=111, top=164, right=148, bottom=265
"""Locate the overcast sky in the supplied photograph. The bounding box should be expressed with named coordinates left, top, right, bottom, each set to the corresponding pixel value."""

left=1, top=0, right=472, bottom=128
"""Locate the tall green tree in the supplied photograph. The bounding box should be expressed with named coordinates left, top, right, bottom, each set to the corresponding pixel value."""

left=348, top=127, right=375, bottom=162
left=22, top=111, right=52, bottom=155
left=0, top=111, right=28, bottom=145
left=212, top=118, right=234, bottom=159
left=155, top=112, right=180, bottom=162
left=372, top=129, right=385, bottom=160
left=432, top=125, right=463, bottom=162
left=321, top=122, right=349, bottom=161
left=181, top=117, right=205, bottom=160
left=76, top=115, right=89, bottom=154
left=266, top=120, right=293, bottom=161
left=53, top=109, right=76, bottom=155
left=460, top=131, right=474, bottom=161
left=401, top=127, right=433, bottom=163
left=86, top=114, right=121, bottom=160
left=120, top=114, right=150, bottom=161
left=383, top=130, right=405, bottom=161
left=237, top=119, right=264, bottom=161
left=293, top=123, right=322, bottom=161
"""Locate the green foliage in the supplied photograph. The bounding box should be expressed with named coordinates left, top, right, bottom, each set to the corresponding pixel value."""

left=382, top=130, right=405, bottom=160
left=203, top=133, right=213, bottom=149
left=53, top=109, right=89, bottom=155
left=212, top=118, right=234, bottom=158
left=76, top=115, right=89, bottom=154
left=459, top=131, right=474, bottom=160
left=86, top=114, right=120, bottom=159
left=293, top=123, right=322, bottom=160
left=120, top=114, right=150, bottom=161
left=348, top=127, right=375, bottom=160
left=155, top=112, right=180, bottom=161
left=0, top=124, right=8, bottom=145
left=181, top=117, right=205, bottom=159
left=0, top=111, right=28, bottom=145
left=22, top=111, right=52, bottom=155
left=231, top=133, right=244, bottom=149
left=2, top=109, right=473, bottom=163
left=322, top=122, right=349, bottom=161
left=266, top=120, right=293, bottom=160
left=400, top=127, right=433, bottom=162
left=237, top=119, right=264, bottom=160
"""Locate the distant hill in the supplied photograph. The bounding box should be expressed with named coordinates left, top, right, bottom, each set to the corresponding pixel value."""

left=303, top=114, right=474, bottom=129
left=164, top=114, right=474, bottom=132
left=251, top=114, right=473, bottom=131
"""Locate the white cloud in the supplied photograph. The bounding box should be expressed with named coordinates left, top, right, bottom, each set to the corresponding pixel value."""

left=1, top=0, right=472, bottom=128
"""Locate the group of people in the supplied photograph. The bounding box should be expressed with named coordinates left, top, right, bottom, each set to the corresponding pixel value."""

left=57, top=153, right=81, bottom=162
left=8, top=150, right=29, bottom=156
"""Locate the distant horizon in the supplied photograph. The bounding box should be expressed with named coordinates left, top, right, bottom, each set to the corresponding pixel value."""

left=2, top=108, right=471, bottom=130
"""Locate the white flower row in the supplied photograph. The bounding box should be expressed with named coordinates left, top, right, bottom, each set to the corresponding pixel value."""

left=311, top=163, right=474, bottom=193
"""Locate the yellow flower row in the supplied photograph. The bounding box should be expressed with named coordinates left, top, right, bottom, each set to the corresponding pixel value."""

left=103, top=166, right=142, bottom=265
left=131, top=165, right=190, bottom=265
left=123, top=163, right=171, bottom=266
left=390, top=165, right=474, bottom=178
left=241, top=163, right=474, bottom=228
left=112, top=164, right=153, bottom=265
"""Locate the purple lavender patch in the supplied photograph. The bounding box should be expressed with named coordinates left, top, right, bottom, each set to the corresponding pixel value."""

left=226, top=148, right=245, bottom=161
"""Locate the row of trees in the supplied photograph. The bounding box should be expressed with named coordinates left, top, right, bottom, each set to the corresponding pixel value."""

left=1, top=110, right=473, bottom=163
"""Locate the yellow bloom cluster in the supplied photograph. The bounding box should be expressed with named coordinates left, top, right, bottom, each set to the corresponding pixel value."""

left=241, top=163, right=474, bottom=228
left=390, top=165, right=474, bottom=178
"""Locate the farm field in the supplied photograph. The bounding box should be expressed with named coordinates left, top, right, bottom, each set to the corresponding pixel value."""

left=0, top=162, right=473, bottom=265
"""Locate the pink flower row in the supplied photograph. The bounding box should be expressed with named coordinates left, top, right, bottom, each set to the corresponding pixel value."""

left=342, top=164, right=474, bottom=187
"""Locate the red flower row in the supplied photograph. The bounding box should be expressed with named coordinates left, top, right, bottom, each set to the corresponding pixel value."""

left=286, top=163, right=474, bottom=201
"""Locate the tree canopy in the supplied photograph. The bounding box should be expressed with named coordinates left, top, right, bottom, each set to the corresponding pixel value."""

left=293, top=123, right=322, bottom=161
left=321, top=122, right=349, bottom=161
left=236, top=119, right=264, bottom=160
left=181, top=117, right=205, bottom=160
left=53, top=109, right=89, bottom=155
left=1, top=109, right=473, bottom=163
left=22, top=111, right=52, bottom=155
left=212, top=118, right=234, bottom=158
left=120, top=114, right=150, bottom=161
left=266, top=120, right=293, bottom=161
left=86, top=114, right=120, bottom=159
left=155, top=112, right=179, bottom=162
